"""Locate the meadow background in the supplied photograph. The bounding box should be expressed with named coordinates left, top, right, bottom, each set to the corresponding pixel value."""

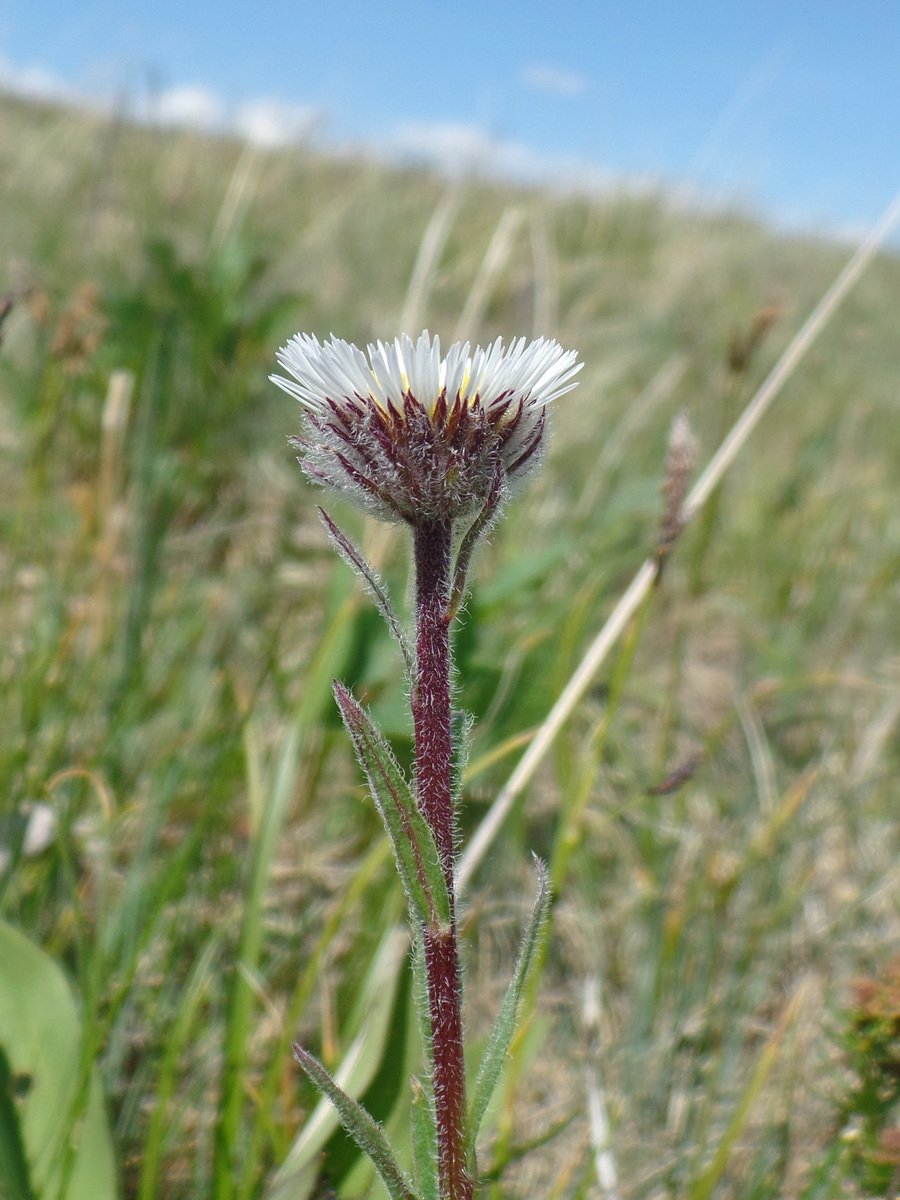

left=2, top=90, right=900, bottom=1200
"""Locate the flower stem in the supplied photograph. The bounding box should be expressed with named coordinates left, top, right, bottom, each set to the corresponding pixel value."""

left=412, top=518, right=473, bottom=1200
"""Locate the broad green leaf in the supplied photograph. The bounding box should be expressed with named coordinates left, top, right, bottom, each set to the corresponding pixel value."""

left=334, top=683, right=451, bottom=932
left=476, top=541, right=573, bottom=609
left=0, top=920, right=116, bottom=1200
left=468, top=857, right=551, bottom=1159
left=0, top=1044, right=36, bottom=1200
left=290, top=1046, right=417, bottom=1200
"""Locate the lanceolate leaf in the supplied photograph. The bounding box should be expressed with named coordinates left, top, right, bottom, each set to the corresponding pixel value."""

left=447, top=463, right=503, bottom=621
left=450, top=709, right=473, bottom=808
left=269, top=925, right=408, bottom=1200
left=409, top=927, right=434, bottom=1071
left=291, top=1044, right=418, bottom=1200
left=334, top=682, right=451, bottom=932
left=410, top=1077, right=439, bottom=1200
left=468, top=857, right=551, bottom=1157
left=318, top=508, right=414, bottom=677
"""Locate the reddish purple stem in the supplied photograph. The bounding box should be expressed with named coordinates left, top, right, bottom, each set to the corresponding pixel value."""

left=411, top=519, right=473, bottom=1200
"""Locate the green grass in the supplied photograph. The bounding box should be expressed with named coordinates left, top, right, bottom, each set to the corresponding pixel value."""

left=2, top=90, right=900, bottom=1200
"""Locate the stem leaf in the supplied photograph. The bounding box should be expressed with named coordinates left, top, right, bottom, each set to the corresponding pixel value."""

left=291, top=1044, right=418, bottom=1200
left=334, top=682, right=452, bottom=932
left=410, top=1076, right=440, bottom=1200
left=410, top=927, right=434, bottom=1071
left=318, top=508, right=414, bottom=677
left=450, top=708, right=473, bottom=807
left=467, top=856, right=551, bottom=1158
left=448, top=463, right=503, bottom=620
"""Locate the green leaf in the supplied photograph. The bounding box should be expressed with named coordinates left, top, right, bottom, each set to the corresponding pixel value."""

left=318, top=508, right=414, bottom=678
left=291, top=1045, right=418, bottom=1200
left=216, top=721, right=302, bottom=1197
left=0, top=1045, right=36, bottom=1200
left=450, top=709, right=473, bottom=807
left=138, top=938, right=220, bottom=1200
left=409, top=927, right=434, bottom=1072
left=468, top=857, right=551, bottom=1159
left=689, top=986, right=807, bottom=1200
left=476, top=541, right=573, bottom=609
left=268, top=925, right=409, bottom=1200
left=320, top=932, right=415, bottom=1194
left=448, top=465, right=503, bottom=621
left=0, top=920, right=117, bottom=1200
left=334, top=682, right=451, bottom=932
left=410, top=1078, right=439, bottom=1200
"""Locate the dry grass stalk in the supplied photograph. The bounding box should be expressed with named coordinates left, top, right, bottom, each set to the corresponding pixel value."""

left=453, top=205, right=524, bottom=343
left=656, top=410, right=699, bottom=571
left=399, top=185, right=462, bottom=332
left=458, top=183, right=900, bottom=894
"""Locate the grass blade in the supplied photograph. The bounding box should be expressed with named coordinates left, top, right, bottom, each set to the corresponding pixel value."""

left=269, top=925, right=409, bottom=1200
left=138, top=938, right=220, bottom=1200
left=214, top=722, right=301, bottom=1198
left=689, top=983, right=809, bottom=1200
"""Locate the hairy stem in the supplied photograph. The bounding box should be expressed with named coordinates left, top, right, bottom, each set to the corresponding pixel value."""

left=412, top=518, right=472, bottom=1200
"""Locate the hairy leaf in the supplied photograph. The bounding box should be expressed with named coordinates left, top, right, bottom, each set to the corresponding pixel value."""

left=319, top=508, right=414, bottom=676
left=450, top=708, right=473, bottom=808
left=410, top=1077, right=439, bottom=1200
left=468, top=857, right=551, bottom=1157
left=292, top=1044, right=418, bottom=1200
left=334, top=682, right=451, bottom=932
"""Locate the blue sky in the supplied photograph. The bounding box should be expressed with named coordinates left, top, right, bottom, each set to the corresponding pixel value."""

left=1, top=0, right=899, bottom=234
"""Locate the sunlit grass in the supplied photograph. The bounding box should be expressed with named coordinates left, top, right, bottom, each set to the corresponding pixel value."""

left=1, top=91, right=900, bottom=1200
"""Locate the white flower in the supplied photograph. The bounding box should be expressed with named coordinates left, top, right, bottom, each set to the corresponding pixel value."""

left=271, top=330, right=581, bottom=525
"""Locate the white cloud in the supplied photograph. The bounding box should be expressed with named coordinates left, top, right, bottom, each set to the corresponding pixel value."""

left=150, top=84, right=225, bottom=131
left=0, top=54, right=623, bottom=202
left=0, top=54, right=79, bottom=103
left=234, top=98, right=320, bottom=147
left=0, top=53, right=320, bottom=148
left=387, top=121, right=522, bottom=174
left=382, top=119, right=616, bottom=194
left=522, top=63, right=587, bottom=98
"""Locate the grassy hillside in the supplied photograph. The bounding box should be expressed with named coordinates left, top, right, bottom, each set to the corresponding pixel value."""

left=2, top=91, right=900, bottom=1200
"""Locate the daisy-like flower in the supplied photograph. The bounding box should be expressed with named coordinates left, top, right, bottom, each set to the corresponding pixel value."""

left=271, top=330, right=581, bottom=526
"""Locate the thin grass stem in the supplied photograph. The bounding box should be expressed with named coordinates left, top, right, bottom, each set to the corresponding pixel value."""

left=453, top=206, right=524, bottom=344
left=400, top=186, right=462, bottom=332
left=457, top=183, right=900, bottom=897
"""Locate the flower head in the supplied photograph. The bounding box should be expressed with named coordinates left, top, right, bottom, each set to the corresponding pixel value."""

left=272, top=330, right=581, bottom=525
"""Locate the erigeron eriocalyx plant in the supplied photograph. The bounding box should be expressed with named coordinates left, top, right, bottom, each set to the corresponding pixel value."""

left=272, top=330, right=581, bottom=1200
